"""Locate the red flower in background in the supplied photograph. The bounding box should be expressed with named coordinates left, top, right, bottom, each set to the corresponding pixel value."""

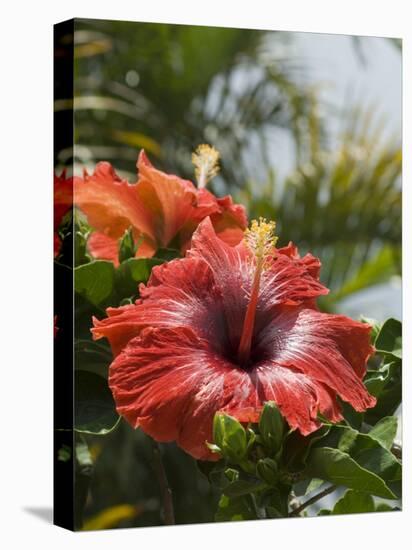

left=74, top=147, right=247, bottom=266
left=92, top=218, right=376, bottom=460
left=54, top=171, right=73, bottom=257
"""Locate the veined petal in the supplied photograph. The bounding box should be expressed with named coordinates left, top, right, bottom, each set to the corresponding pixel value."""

left=109, top=326, right=240, bottom=460
left=75, top=151, right=247, bottom=259
left=136, top=151, right=197, bottom=247
left=93, top=256, right=226, bottom=356
left=257, top=307, right=375, bottom=412
left=74, top=162, right=155, bottom=240
left=210, top=194, right=248, bottom=246
left=110, top=325, right=340, bottom=458
left=88, top=232, right=119, bottom=265
left=188, top=218, right=328, bottom=348
left=258, top=253, right=328, bottom=310
left=228, top=362, right=341, bottom=434
left=178, top=190, right=248, bottom=253
left=110, top=324, right=345, bottom=457
left=278, top=241, right=322, bottom=280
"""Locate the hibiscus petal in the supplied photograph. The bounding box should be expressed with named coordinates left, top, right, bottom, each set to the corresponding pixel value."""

left=178, top=188, right=247, bottom=252
left=234, top=363, right=325, bottom=434
left=278, top=241, right=322, bottom=280
left=88, top=232, right=119, bottom=265
left=109, top=326, right=241, bottom=460
left=110, top=322, right=346, bottom=456
left=92, top=256, right=227, bottom=356
left=188, top=218, right=252, bottom=346
left=259, top=253, right=328, bottom=310
left=136, top=150, right=198, bottom=247
left=257, top=307, right=375, bottom=412
left=218, top=367, right=342, bottom=431
left=74, top=162, right=155, bottom=240
left=189, top=218, right=328, bottom=349
left=210, top=194, right=248, bottom=246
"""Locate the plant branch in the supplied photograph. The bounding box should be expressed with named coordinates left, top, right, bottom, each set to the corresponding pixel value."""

left=289, top=485, right=337, bottom=517
left=151, top=440, right=175, bottom=525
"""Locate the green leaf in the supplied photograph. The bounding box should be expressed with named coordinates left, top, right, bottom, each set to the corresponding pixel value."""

left=365, top=361, right=401, bottom=423
left=259, top=402, right=285, bottom=455
left=75, top=261, right=115, bottom=306
left=283, top=424, right=331, bottom=473
left=375, top=318, right=402, bottom=359
left=115, top=257, right=163, bottom=299
left=261, top=484, right=291, bottom=517
left=304, top=447, right=396, bottom=499
left=360, top=316, right=383, bottom=344
left=223, top=479, right=265, bottom=498
left=340, top=401, right=364, bottom=430
left=75, top=339, right=112, bottom=378
left=196, top=460, right=228, bottom=488
left=75, top=371, right=120, bottom=435
left=311, top=425, right=401, bottom=492
left=213, top=413, right=247, bottom=463
left=215, top=494, right=257, bottom=522
left=332, top=489, right=375, bottom=515
left=368, top=417, right=398, bottom=450
left=256, top=458, right=279, bottom=486
left=293, top=477, right=324, bottom=497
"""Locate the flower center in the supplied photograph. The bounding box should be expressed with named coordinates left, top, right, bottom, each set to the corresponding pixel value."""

left=192, top=144, right=220, bottom=188
left=237, top=218, right=278, bottom=367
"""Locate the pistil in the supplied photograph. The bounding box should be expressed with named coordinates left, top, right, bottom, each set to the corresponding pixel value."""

left=192, top=144, right=220, bottom=188
left=237, top=218, right=277, bottom=366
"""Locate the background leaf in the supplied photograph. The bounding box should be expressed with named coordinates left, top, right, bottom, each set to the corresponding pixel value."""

left=75, top=261, right=115, bottom=306
left=332, top=489, right=375, bottom=515
left=75, top=370, right=120, bottom=435
left=304, top=447, right=396, bottom=499
left=368, top=417, right=398, bottom=450
left=115, top=257, right=164, bottom=299
left=215, top=494, right=256, bottom=522
left=375, top=318, right=402, bottom=359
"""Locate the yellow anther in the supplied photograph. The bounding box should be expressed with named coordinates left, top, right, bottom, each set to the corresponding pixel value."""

left=192, top=144, right=220, bottom=188
left=244, top=218, right=278, bottom=262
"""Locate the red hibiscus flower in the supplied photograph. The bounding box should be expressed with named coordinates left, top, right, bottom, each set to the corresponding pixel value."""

left=74, top=147, right=247, bottom=266
left=54, top=171, right=73, bottom=257
left=92, top=218, right=376, bottom=460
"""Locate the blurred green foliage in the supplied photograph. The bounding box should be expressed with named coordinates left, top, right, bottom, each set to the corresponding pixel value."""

left=239, top=107, right=401, bottom=305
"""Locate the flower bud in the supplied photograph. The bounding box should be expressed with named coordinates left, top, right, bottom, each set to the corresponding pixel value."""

left=256, top=458, right=279, bottom=486
left=259, top=402, right=285, bottom=455
left=213, top=413, right=247, bottom=463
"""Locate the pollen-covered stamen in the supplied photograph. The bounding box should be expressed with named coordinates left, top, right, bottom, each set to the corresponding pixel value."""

left=192, top=144, right=220, bottom=189
left=238, top=218, right=278, bottom=366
